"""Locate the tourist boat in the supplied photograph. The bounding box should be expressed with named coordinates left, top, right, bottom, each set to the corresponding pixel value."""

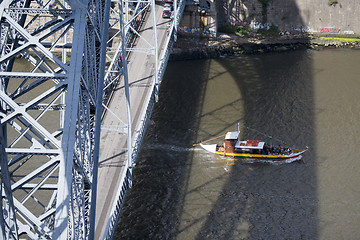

left=199, top=131, right=307, bottom=161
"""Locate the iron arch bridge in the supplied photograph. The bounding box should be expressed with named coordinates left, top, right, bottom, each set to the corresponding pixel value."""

left=0, top=0, right=185, bottom=239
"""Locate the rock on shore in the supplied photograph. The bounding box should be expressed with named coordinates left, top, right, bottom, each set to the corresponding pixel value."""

left=170, top=33, right=360, bottom=61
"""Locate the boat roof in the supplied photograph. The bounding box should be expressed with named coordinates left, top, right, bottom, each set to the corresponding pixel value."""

left=225, top=131, right=239, bottom=140
left=235, top=140, right=265, bottom=149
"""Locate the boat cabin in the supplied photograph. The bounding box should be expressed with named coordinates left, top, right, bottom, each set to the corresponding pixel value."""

left=224, top=131, right=265, bottom=154
left=235, top=140, right=265, bottom=153
left=224, top=131, right=239, bottom=153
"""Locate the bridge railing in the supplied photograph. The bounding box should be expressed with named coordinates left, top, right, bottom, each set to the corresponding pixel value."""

left=103, top=2, right=148, bottom=109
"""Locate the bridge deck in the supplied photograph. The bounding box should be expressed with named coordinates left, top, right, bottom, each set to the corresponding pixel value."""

left=95, top=3, right=172, bottom=239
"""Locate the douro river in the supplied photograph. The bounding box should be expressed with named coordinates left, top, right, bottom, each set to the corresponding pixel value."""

left=115, top=48, right=360, bottom=240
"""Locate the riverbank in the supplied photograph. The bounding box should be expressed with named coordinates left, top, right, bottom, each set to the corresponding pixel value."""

left=170, top=33, right=360, bottom=60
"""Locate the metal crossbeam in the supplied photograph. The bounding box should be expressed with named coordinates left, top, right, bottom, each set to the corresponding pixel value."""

left=0, top=0, right=110, bottom=239
left=1, top=0, right=186, bottom=238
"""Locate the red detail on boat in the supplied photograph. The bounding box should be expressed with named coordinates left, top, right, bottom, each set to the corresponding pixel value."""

left=246, top=140, right=259, bottom=146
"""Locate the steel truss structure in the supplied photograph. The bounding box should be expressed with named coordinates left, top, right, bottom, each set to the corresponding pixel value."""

left=0, top=0, right=186, bottom=238
left=0, top=0, right=110, bottom=239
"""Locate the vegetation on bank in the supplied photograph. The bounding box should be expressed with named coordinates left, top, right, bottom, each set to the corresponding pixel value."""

left=218, top=23, right=279, bottom=37
left=319, top=36, right=360, bottom=42
left=172, top=33, right=360, bottom=61
left=217, top=24, right=251, bottom=36
left=257, top=25, right=280, bottom=37
left=218, top=24, right=360, bottom=45
left=328, top=0, right=339, bottom=6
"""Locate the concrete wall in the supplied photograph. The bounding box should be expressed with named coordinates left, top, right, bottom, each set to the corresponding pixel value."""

left=217, top=0, right=360, bottom=35
left=180, top=0, right=217, bottom=37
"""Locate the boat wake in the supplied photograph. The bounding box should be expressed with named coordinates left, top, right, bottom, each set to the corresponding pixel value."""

left=143, top=143, right=196, bottom=152
left=210, top=155, right=303, bottom=166
left=254, top=155, right=303, bottom=165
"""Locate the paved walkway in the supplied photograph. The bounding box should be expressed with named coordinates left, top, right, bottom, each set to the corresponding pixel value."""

left=94, top=3, right=172, bottom=239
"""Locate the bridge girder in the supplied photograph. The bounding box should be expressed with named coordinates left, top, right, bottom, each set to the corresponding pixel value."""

left=0, top=0, right=186, bottom=238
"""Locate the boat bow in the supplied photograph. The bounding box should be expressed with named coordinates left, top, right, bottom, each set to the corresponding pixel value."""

left=199, top=143, right=217, bottom=154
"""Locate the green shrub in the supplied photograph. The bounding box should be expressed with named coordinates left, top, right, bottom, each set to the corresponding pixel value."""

left=328, top=0, right=338, bottom=6
left=257, top=24, right=279, bottom=36
left=235, top=26, right=252, bottom=37
left=218, top=23, right=237, bottom=34
left=218, top=24, right=254, bottom=37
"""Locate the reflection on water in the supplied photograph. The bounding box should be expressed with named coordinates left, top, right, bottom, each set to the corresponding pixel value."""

left=115, top=49, right=360, bottom=239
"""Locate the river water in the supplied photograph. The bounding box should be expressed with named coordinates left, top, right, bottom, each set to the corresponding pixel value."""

left=114, top=48, right=360, bottom=239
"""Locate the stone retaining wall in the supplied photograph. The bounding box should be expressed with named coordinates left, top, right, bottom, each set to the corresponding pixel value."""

left=217, top=0, right=360, bottom=35
left=170, top=34, right=360, bottom=61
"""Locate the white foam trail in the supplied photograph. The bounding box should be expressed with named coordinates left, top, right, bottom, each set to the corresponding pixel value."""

left=144, top=143, right=195, bottom=152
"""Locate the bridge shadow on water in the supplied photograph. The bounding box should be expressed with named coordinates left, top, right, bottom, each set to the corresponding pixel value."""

left=114, top=59, right=211, bottom=239
left=114, top=1, right=318, bottom=239
left=192, top=51, right=317, bottom=239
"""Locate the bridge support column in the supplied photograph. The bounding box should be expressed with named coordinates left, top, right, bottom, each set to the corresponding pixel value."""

left=0, top=1, right=110, bottom=239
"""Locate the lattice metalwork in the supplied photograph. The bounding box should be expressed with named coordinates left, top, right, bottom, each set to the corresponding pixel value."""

left=0, top=0, right=110, bottom=239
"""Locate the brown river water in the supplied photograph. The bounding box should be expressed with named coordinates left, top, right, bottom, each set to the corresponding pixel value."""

left=114, top=48, right=360, bottom=240
left=10, top=47, right=358, bottom=239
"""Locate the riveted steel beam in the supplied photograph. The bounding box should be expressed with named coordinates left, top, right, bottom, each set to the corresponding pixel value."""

left=0, top=0, right=110, bottom=239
